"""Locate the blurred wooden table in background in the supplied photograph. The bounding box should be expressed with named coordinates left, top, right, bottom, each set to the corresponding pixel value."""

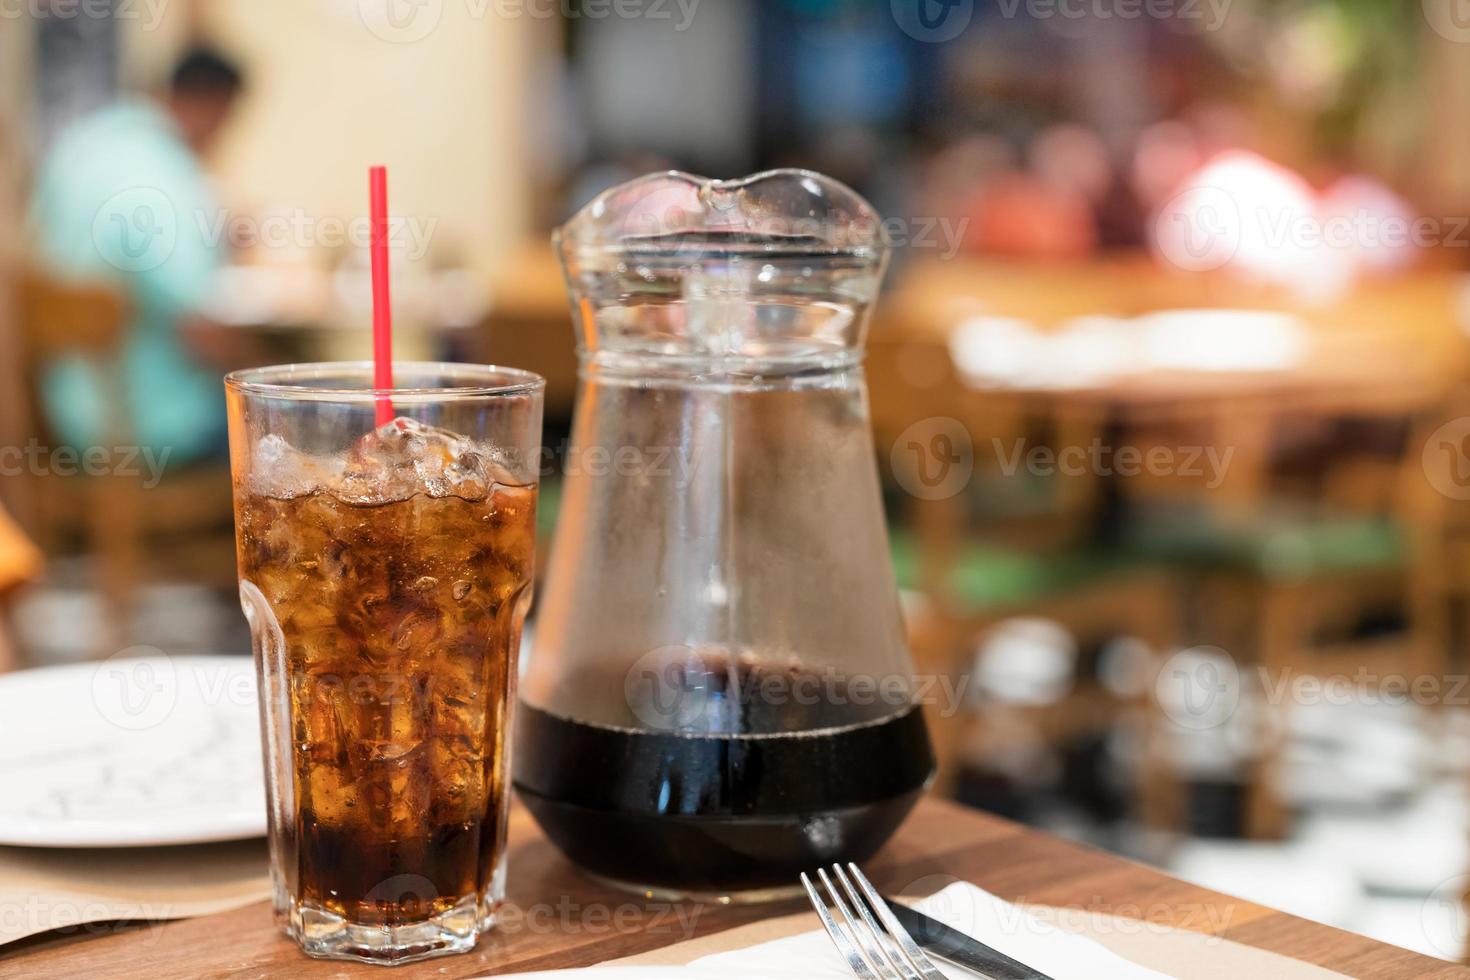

left=480, top=246, right=1470, bottom=424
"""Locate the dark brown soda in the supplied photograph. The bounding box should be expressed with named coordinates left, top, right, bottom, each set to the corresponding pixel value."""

left=513, top=659, right=934, bottom=894
left=236, top=483, right=536, bottom=926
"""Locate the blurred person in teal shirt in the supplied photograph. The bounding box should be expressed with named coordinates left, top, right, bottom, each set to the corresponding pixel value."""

left=30, top=47, right=245, bottom=467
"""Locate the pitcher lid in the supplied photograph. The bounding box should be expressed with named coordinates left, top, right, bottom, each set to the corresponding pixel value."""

left=556, top=169, right=887, bottom=261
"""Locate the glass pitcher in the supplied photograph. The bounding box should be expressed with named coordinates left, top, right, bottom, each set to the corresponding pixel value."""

left=514, top=170, right=934, bottom=901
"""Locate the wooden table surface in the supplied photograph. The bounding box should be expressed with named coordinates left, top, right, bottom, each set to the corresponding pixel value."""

left=880, top=255, right=1467, bottom=416
left=2, top=797, right=1461, bottom=979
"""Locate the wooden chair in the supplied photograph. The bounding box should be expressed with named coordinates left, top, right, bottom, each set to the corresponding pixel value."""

left=1126, top=392, right=1457, bottom=839
left=14, top=267, right=235, bottom=659
left=1416, top=384, right=1470, bottom=670
left=867, top=327, right=1183, bottom=796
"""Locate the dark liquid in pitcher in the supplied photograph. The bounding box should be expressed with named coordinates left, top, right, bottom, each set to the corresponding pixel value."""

left=513, top=658, right=934, bottom=894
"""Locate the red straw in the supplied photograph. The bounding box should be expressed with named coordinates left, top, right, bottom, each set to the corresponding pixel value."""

left=369, top=166, right=394, bottom=425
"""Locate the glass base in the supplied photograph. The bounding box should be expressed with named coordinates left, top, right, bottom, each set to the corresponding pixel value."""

left=586, top=870, right=805, bottom=905
left=286, top=895, right=493, bottom=965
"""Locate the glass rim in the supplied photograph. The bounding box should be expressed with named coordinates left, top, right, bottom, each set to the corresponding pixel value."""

left=224, top=361, right=546, bottom=401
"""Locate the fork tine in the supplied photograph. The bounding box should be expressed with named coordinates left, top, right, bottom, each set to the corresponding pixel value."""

left=845, top=864, right=956, bottom=980
left=831, top=865, right=921, bottom=980
left=818, top=868, right=903, bottom=980
left=802, top=872, right=880, bottom=980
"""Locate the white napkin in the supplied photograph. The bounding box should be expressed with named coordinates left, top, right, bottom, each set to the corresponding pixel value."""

left=687, top=883, right=1173, bottom=979
left=502, top=882, right=1175, bottom=979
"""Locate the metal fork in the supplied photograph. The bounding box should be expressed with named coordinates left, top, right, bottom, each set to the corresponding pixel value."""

left=801, top=863, right=998, bottom=980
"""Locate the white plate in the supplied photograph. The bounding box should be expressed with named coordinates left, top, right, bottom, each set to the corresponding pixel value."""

left=0, top=655, right=267, bottom=847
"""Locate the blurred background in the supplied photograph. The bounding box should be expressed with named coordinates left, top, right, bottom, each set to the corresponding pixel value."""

left=4, top=0, right=1470, bottom=962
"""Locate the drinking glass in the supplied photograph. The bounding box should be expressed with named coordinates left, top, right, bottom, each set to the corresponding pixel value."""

left=225, top=362, right=543, bottom=964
